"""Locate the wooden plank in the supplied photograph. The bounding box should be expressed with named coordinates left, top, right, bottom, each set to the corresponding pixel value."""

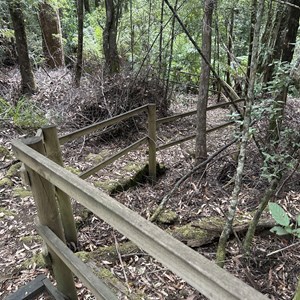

left=79, top=137, right=147, bottom=179
left=156, top=99, right=244, bottom=125
left=59, top=105, right=149, bottom=144
left=42, top=125, right=78, bottom=244
left=43, top=278, right=67, bottom=300
left=157, top=134, right=196, bottom=151
left=12, top=139, right=269, bottom=300
left=157, top=121, right=235, bottom=151
left=147, top=104, right=157, bottom=182
left=21, top=137, right=78, bottom=300
left=5, top=274, right=47, bottom=300
left=36, top=222, right=117, bottom=300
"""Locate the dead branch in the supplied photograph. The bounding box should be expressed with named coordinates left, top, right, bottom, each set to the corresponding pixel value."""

left=150, top=138, right=238, bottom=222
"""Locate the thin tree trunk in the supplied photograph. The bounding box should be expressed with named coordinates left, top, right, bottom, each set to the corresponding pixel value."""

left=245, top=0, right=257, bottom=94
left=216, top=0, right=265, bottom=268
left=226, top=8, right=234, bottom=86
left=158, top=0, right=165, bottom=77
left=7, top=0, right=36, bottom=94
left=243, top=178, right=281, bottom=253
left=74, top=0, right=84, bottom=87
left=39, top=0, right=65, bottom=68
left=84, top=0, right=90, bottom=13
left=163, top=0, right=178, bottom=113
left=194, top=0, right=215, bottom=171
left=103, top=0, right=120, bottom=74
left=130, top=0, right=134, bottom=70
left=267, top=0, right=300, bottom=143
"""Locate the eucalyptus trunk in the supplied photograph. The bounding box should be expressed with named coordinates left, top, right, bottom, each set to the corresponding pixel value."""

left=216, top=0, right=265, bottom=268
left=267, top=0, right=300, bottom=143
left=74, top=0, right=84, bottom=87
left=194, top=0, right=215, bottom=171
left=7, top=0, right=36, bottom=94
left=103, top=0, right=120, bottom=74
left=39, top=0, right=65, bottom=68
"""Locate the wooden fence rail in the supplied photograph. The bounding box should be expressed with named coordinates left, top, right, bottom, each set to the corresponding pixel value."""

left=55, top=100, right=243, bottom=181
left=12, top=139, right=268, bottom=300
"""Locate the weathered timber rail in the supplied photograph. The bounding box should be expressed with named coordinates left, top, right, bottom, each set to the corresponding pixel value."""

left=56, top=99, right=244, bottom=183
left=12, top=135, right=268, bottom=300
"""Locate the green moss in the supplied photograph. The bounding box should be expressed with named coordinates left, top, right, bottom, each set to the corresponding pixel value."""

left=19, top=235, right=42, bottom=243
left=86, top=150, right=110, bottom=163
left=65, top=166, right=81, bottom=175
left=123, top=163, right=143, bottom=172
left=0, top=145, right=10, bottom=156
left=0, top=207, right=15, bottom=219
left=0, top=177, right=13, bottom=187
left=157, top=210, right=178, bottom=224
left=91, top=241, right=138, bottom=262
left=75, top=251, right=91, bottom=263
left=7, top=162, right=22, bottom=178
left=13, top=187, right=32, bottom=198
left=94, top=179, right=120, bottom=192
left=21, top=253, right=46, bottom=269
left=110, top=163, right=166, bottom=195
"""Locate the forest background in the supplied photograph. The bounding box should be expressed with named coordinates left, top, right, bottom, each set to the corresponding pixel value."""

left=1, top=0, right=300, bottom=299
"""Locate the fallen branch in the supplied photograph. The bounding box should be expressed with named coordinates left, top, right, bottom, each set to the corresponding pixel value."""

left=149, top=138, right=238, bottom=222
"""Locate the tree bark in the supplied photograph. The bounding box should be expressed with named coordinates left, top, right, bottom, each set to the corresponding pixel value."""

left=267, top=0, right=300, bottom=143
left=74, top=0, right=84, bottom=87
left=39, top=1, right=65, bottom=68
left=7, top=0, right=36, bottom=94
left=226, top=8, right=234, bottom=86
left=84, top=0, right=90, bottom=13
left=103, top=0, right=120, bottom=74
left=194, top=0, right=215, bottom=170
left=216, top=0, right=265, bottom=268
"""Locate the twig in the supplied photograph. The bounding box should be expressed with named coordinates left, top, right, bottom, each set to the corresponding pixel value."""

left=149, top=138, right=238, bottom=222
left=267, top=240, right=300, bottom=257
left=113, top=232, right=131, bottom=294
left=275, top=162, right=300, bottom=197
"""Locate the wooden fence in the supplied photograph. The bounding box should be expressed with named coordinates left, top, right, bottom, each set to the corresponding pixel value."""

left=57, top=99, right=244, bottom=181
left=12, top=140, right=268, bottom=299
left=10, top=99, right=270, bottom=300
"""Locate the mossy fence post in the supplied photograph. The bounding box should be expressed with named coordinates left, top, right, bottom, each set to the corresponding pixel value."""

left=42, top=125, right=78, bottom=245
left=148, top=104, right=157, bottom=182
left=20, top=136, right=78, bottom=300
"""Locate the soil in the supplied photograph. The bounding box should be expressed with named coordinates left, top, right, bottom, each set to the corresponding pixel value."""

left=1, top=68, right=300, bottom=300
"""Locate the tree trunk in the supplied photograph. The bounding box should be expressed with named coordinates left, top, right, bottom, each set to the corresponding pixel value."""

left=216, top=0, right=265, bottom=268
left=245, top=0, right=257, bottom=94
left=103, top=0, right=120, bottom=74
left=226, top=8, right=234, bottom=86
left=84, top=0, right=90, bottom=13
left=74, top=0, right=84, bottom=87
left=7, top=0, right=36, bottom=94
left=267, top=0, right=300, bottom=143
left=39, top=1, right=65, bottom=68
left=194, top=0, right=215, bottom=171
left=163, top=0, right=178, bottom=113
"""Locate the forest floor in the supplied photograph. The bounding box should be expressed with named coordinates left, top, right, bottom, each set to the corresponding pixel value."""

left=1, top=67, right=300, bottom=300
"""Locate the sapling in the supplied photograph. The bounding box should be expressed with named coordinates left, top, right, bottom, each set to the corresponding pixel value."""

left=268, top=202, right=300, bottom=238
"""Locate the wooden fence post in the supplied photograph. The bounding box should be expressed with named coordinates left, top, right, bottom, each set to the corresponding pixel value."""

left=148, top=104, right=157, bottom=182
left=20, top=136, right=78, bottom=300
left=42, top=125, right=78, bottom=245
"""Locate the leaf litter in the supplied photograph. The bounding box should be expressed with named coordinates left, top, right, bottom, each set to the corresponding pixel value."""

left=0, top=67, right=300, bottom=299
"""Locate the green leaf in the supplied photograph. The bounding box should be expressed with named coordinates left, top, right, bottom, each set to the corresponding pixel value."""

left=268, top=202, right=290, bottom=227
left=294, top=228, right=300, bottom=238
left=270, top=226, right=289, bottom=236
left=297, top=214, right=300, bottom=227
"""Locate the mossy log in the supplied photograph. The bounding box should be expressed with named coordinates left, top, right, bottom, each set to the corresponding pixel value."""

left=85, top=214, right=276, bottom=264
